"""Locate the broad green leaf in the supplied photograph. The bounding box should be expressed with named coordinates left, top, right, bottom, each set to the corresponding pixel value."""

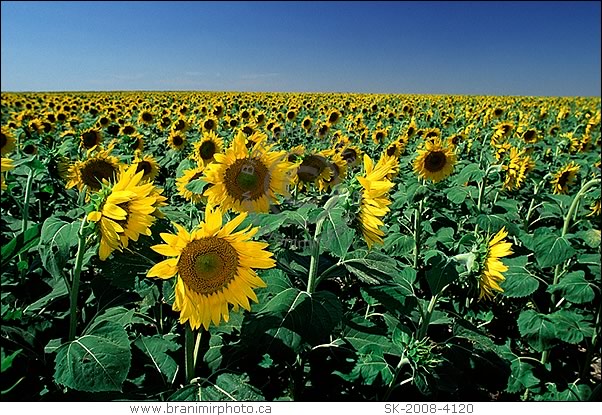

left=500, top=256, right=539, bottom=298
left=453, top=163, right=485, bottom=185
left=54, top=320, right=131, bottom=392
left=574, top=229, right=601, bottom=248
left=134, top=334, right=180, bottom=384
left=92, top=306, right=146, bottom=327
left=38, top=216, right=81, bottom=279
left=517, top=310, right=556, bottom=352
left=175, top=158, right=196, bottom=178
left=168, top=373, right=264, bottom=401
left=548, top=310, right=594, bottom=344
left=445, top=186, right=470, bottom=204
left=320, top=205, right=354, bottom=259
left=384, top=232, right=414, bottom=256
left=24, top=276, right=68, bottom=313
left=342, top=249, right=399, bottom=284
left=534, top=383, right=592, bottom=401
left=1, top=223, right=42, bottom=268
left=506, top=359, right=540, bottom=393
left=341, top=316, right=395, bottom=354
left=185, top=178, right=208, bottom=194
left=425, top=252, right=460, bottom=296
left=1, top=349, right=22, bottom=372
left=335, top=344, right=394, bottom=386
left=532, top=228, right=575, bottom=268
left=547, top=271, right=595, bottom=304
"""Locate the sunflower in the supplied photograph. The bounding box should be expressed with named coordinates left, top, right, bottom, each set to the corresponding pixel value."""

left=168, top=130, right=187, bottom=151
left=138, top=110, right=154, bottom=125
left=588, top=200, right=601, bottom=217
left=476, top=227, right=513, bottom=300
left=192, top=130, right=224, bottom=166
left=521, top=129, right=539, bottom=144
left=287, top=144, right=305, bottom=164
left=357, top=154, right=397, bottom=249
left=340, top=145, right=362, bottom=168
left=501, top=147, right=528, bottom=191
left=171, top=118, right=190, bottom=133
left=327, top=109, right=342, bottom=126
left=128, top=133, right=145, bottom=153
left=413, top=137, right=457, bottom=183
left=201, top=116, right=219, bottom=133
left=80, top=128, right=103, bottom=150
left=66, top=145, right=122, bottom=193
left=319, top=150, right=348, bottom=192
left=1, top=157, right=15, bottom=191
left=203, top=132, right=294, bottom=213
left=372, top=128, right=388, bottom=144
left=87, top=164, right=164, bottom=260
left=121, top=124, right=137, bottom=136
left=147, top=204, right=275, bottom=330
left=133, top=153, right=160, bottom=182
left=301, top=116, right=313, bottom=132
left=1, top=127, right=17, bottom=156
left=551, top=162, right=580, bottom=194
left=176, top=165, right=206, bottom=204
left=294, top=153, right=333, bottom=192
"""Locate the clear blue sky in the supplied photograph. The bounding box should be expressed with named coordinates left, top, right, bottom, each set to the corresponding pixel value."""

left=1, top=1, right=600, bottom=96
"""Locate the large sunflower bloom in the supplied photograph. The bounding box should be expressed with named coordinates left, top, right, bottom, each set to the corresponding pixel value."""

left=357, top=154, right=396, bottom=249
left=66, top=145, right=122, bottom=193
left=551, top=162, right=580, bottom=195
left=87, top=164, right=163, bottom=260
left=202, top=131, right=294, bottom=213
left=147, top=204, right=275, bottom=330
left=478, top=227, right=513, bottom=300
left=413, top=137, right=457, bottom=183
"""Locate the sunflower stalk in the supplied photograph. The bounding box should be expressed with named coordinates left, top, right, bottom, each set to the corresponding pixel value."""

left=18, top=166, right=35, bottom=281
left=540, top=177, right=601, bottom=366
left=412, top=198, right=424, bottom=269
left=184, top=325, right=196, bottom=384
left=68, top=217, right=88, bottom=341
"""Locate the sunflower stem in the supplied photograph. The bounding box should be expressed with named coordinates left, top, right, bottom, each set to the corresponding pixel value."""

left=412, top=198, right=424, bottom=269
left=68, top=217, right=88, bottom=341
left=540, top=177, right=600, bottom=366
left=417, top=293, right=440, bottom=340
left=307, top=212, right=327, bottom=294
left=184, top=324, right=196, bottom=384
left=18, top=166, right=35, bottom=281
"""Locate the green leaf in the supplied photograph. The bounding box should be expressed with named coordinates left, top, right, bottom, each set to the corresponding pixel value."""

left=38, top=216, right=81, bottom=279
left=134, top=334, right=180, bottom=384
left=574, top=229, right=601, bottom=248
left=1, top=223, right=42, bottom=268
left=548, top=310, right=594, bottom=344
left=532, top=228, right=575, bottom=268
left=384, top=232, right=414, bottom=256
left=517, top=310, right=556, bottom=352
left=335, top=344, right=394, bottom=386
left=500, top=256, right=539, bottom=298
left=342, top=249, right=399, bottom=284
left=534, top=383, right=592, bottom=401
left=24, top=276, right=69, bottom=313
left=453, top=163, right=485, bottom=185
left=445, top=186, right=470, bottom=204
left=185, top=178, right=208, bottom=194
left=54, top=320, right=131, bottom=392
left=1, top=349, right=22, bottom=372
left=506, top=359, right=540, bottom=393
left=168, top=373, right=264, bottom=401
left=425, top=252, right=460, bottom=296
left=320, top=206, right=354, bottom=259
left=342, top=316, right=395, bottom=354
left=547, top=271, right=595, bottom=304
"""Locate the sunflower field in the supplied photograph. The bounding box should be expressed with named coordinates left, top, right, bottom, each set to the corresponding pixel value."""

left=1, top=91, right=600, bottom=402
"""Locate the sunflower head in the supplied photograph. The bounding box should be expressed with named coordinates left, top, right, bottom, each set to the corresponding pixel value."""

left=1, top=127, right=17, bottom=156
left=80, top=128, right=103, bottom=150
left=147, top=204, right=275, bottom=330
left=551, top=162, right=580, bottom=195
left=168, top=130, right=187, bottom=151
left=133, top=153, right=160, bottom=182
left=176, top=165, right=206, bottom=204
left=474, top=227, right=513, bottom=300
left=413, top=137, right=457, bottom=183
left=1, top=157, right=15, bottom=191
left=192, top=130, right=224, bottom=166
left=66, top=145, right=122, bottom=193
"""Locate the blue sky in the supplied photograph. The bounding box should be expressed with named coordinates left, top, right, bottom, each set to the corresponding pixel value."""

left=1, top=1, right=600, bottom=96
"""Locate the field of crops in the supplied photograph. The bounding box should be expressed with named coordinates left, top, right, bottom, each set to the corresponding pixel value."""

left=1, top=91, right=600, bottom=401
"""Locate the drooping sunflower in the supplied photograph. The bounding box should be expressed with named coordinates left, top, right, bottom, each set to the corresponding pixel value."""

left=294, top=153, right=333, bottom=192
left=66, top=145, right=122, bottom=193
left=319, top=149, right=348, bottom=192
left=1, top=127, right=17, bottom=156
left=339, top=145, right=362, bottom=168
left=1, top=157, right=15, bottom=191
left=588, top=199, right=601, bottom=217
left=192, top=130, right=224, bottom=166
left=176, top=165, right=206, bottom=204
left=413, top=137, right=457, bottom=183
left=147, top=204, right=275, bottom=330
left=501, top=147, right=529, bottom=191
left=357, top=154, right=397, bottom=249
left=133, top=153, right=160, bottom=182
left=80, top=128, right=103, bottom=150
left=87, top=164, right=164, bottom=260
left=476, top=227, right=513, bottom=300
left=202, top=132, right=294, bottom=213
left=551, top=162, right=580, bottom=195
left=167, top=130, right=187, bottom=151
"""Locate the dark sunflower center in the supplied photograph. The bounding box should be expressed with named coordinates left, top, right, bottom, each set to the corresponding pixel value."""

left=204, top=119, right=215, bottom=130
left=494, top=109, right=503, bottom=117
left=329, top=113, right=338, bottom=123
left=376, top=132, right=384, bottom=140
left=341, top=148, right=357, bottom=163
left=131, top=137, right=142, bottom=151
left=174, top=120, right=186, bottom=131
left=424, top=151, right=447, bottom=173
left=199, top=141, right=216, bottom=160
left=224, top=158, right=270, bottom=201
left=123, top=126, right=135, bottom=135
left=524, top=130, right=535, bottom=140
left=136, top=160, right=152, bottom=176
left=298, top=155, right=327, bottom=182
left=386, top=145, right=397, bottom=157
left=407, top=127, right=415, bottom=136
left=558, top=171, right=571, bottom=188
left=81, top=159, right=117, bottom=190
left=1, top=133, right=7, bottom=149
left=82, top=132, right=99, bottom=148
left=425, top=131, right=438, bottom=138
left=142, top=112, right=153, bottom=122
left=177, top=237, right=239, bottom=295
left=287, top=111, right=295, bottom=120
left=23, top=144, right=37, bottom=155
left=172, top=135, right=184, bottom=146
left=303, top=119, right=311, bottom=128
left=243, top=126, right=254, bottom=135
